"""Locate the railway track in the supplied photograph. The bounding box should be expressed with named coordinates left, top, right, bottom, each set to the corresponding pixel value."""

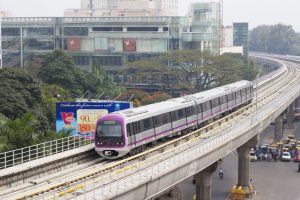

left=3, top=57, right=300, bottom=200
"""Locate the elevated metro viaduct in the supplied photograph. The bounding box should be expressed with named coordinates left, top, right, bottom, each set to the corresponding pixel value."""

left=0, top=54, right=300, bottom=200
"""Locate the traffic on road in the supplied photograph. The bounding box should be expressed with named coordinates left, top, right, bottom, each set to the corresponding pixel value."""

left=251, top=134, right=300, bottom=163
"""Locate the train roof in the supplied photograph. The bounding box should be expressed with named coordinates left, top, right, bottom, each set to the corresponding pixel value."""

left=113, top=80, right=253, bottom=122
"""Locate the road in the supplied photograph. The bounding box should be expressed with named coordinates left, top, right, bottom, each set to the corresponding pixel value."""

left=161, top=121, right=300, bottom=200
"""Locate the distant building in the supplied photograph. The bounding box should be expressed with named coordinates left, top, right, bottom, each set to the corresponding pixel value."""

left=66, top=0, right=178, bottom=17
left=2, top=3, right=221, bottom=71
left=0, top=11, right=13, bottom=18
left=220, top=46, right=243, bottom=55
left=223, top=25, right=233, bottom=47
left=233, top=22, right=249, bottom=57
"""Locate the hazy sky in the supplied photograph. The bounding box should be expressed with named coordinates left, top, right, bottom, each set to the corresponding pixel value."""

left=1, top=0, right=300, bottom=32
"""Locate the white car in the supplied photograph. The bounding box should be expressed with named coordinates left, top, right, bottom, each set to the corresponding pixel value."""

left=250, top=151, right=257, bottom=161
left=281, top=152, right=291, bottom=161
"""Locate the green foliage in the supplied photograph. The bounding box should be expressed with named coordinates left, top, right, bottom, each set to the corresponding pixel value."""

left=84, top=66, right=125, bottom=99
left=250, top=24, right=300, bottom=55
left=0, top=49, right=126, bottom=153
left=39, top=50, right=85, bottom=97
left=0, top=112, right=65, bottom=152
left=121, top=50, right=257, bottom=93
left=0, top=68, right=42, bottom=119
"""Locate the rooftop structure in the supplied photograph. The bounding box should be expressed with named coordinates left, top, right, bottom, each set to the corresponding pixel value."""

left=66, top=0, right=178, bottom=17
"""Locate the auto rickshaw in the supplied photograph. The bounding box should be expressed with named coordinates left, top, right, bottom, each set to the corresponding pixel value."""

left=271, top=143, right=278, bottom=148
left=281, top=147, right=289, bottom=152
left=288, top=134, right=295, bottom=140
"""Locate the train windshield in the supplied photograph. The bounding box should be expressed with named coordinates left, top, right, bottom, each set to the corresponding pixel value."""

left=97, top=120, right=122, bottom=137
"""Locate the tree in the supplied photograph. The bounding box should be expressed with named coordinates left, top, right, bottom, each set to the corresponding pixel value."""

left=84, top=66, right=125, bottom=99
left=250, top=24, right=300, bottom=55
left=121, top=50, right=257, bottom=94
left=0, top=68, right=42, bottom=119
left=39, top=50, right=85, bottom=97
left=141, top=92, right=171, bottom=105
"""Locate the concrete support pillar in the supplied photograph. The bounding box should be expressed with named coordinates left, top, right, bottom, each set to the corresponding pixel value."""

left=286, top=104, right=294, bottom=128
left=194, top=162, right=218, bottom=200
left=294, top=97, right=300, bottom=109
left=275, top=115, right=283, bottom=140
left=237, top=135, right=258, bottom=187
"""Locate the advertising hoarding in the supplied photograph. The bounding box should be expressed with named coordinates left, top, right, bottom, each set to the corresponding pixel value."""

left=56, top=101, right=131, bottom=136
left=123, top=38, right=136, bottom=52
left=67, top=37, right=81, bottom=51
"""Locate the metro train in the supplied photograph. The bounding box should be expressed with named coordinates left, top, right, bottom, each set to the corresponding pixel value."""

left=95, top=80, right=254, bottom=159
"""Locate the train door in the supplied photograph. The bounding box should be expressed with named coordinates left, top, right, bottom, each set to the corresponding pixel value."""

left=127, top=123, right=136, bottom=147
left=197, top=104, right=203, bottom=124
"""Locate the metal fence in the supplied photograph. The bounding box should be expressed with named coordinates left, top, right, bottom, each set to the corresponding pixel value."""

left=0, top=135, right=94, bottom=170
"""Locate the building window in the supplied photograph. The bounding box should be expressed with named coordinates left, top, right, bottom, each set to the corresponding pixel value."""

left=163, top=27, right=169, bottom=32
left=93, top=56, right=122, bottom=66
left=25, top=39, right=54, bottom=50
left=127, top=27, right=158, bottom=32
left=92, top=27, right=123, bottom=32
left=73, top=56, right=90, bottom=65
left=2, top=28, right=20, bottom=36
left=27, top=27, right=54, bottom=36
left=64, top=27, right=88, bottom=36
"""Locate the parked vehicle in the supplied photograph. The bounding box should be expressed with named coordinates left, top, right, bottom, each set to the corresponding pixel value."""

left=281, top=152, right=291, bottom=162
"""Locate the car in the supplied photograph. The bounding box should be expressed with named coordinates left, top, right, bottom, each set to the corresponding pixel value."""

left=294, top=154, right=300, bottom=162
left=250, top=151, right=257, bottom=162
left=281, top=152, right=291, bottom=161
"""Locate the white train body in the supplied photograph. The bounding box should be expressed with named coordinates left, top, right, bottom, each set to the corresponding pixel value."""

left=95, top=80, right=254, bottom=158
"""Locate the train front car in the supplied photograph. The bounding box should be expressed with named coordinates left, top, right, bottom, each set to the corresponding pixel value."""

left=95, top=114, right=130, bottom=159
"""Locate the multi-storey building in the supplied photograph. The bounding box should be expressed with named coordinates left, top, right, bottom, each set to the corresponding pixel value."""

left=2, top=3, right=221, bottom=71
left=233, top=22, right=249, bottom=57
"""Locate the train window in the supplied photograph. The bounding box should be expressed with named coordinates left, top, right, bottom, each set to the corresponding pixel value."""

left=154, top=116, right=159, bottom=126
left=191, top=106, right=195, bottom=114
left=202, top=101, right=211, bottom=112
left=178, top=109, right=185, bottom=119
left=211, top=98, right=219, bottom=108
left=206, top=102, right=211, bottom=110
left=185, top=107, right=191, bottom=117
left=227, top=93, right=233, bottom=101
left=143, top=118, right=152, bottom=130
left=236, top=91, right=241, bottom=98
left=134, top=121, right=142, bottom=134
left=219, top=96, right=226, bottom=105
left=127, top=124, right=132, bottom=136
left=197, top=104, right=202, bottom=113
left=241, top=89, right=246, bottom=96
left=160, top=113, right=170, bottom=124
left=172, top=111, right=177, bottom=121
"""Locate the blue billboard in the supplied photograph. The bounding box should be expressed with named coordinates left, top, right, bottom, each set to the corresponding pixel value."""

left=56, top=101, right=132, bottom=136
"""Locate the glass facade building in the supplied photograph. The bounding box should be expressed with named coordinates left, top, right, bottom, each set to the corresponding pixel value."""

left=1, top=3, right=221, bottom=72
left=233, top=22, right=249, bottom=57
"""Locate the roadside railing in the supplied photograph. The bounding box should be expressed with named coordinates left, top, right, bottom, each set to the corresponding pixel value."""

left=0, top=135, right=94, bottom=170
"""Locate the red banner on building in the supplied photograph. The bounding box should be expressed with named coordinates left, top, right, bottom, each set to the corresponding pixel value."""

left=123, top=38, right=136, bottom=52
left=67, top=37, right=81, bottom=51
